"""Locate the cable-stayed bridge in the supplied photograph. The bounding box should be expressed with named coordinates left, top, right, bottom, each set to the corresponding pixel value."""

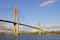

left=0, top=5, right=41, bottom=36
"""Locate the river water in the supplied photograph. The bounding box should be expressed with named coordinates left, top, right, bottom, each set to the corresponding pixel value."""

left=0, top=34, right=60, bottom=40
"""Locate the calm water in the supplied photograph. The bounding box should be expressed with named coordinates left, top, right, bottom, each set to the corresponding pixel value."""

left=0, top=34, right=60, bottom=40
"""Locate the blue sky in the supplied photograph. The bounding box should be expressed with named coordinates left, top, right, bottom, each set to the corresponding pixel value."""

left=0, top=0, right=60, bottom=31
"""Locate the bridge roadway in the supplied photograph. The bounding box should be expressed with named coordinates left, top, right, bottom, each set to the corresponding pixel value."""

left=0, top=19, right=40, bottom=30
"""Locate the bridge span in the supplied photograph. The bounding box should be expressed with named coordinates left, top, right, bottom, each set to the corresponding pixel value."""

left=0, top=19, right=40, bottom=30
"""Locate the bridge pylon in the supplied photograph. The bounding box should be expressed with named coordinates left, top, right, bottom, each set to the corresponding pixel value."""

left=14, top=5, right=19, bottom=37
left=37, top=20, right=41, bottom=34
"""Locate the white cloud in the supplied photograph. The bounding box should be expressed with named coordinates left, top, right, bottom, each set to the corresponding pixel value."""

left=40, top=0, right=56, bottom=7
left=41, top=24, right=60, bottom=31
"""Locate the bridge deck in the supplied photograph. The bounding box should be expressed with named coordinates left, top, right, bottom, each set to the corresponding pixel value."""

left=0, top=19, right=40, bottom=30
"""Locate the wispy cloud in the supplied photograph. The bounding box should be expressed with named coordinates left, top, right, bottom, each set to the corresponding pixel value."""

left=40, top=0, right=56, bottom=7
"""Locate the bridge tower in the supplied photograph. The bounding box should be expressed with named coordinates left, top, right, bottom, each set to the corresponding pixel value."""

left=14, top=5, right=19, bottom=37
left=37, top=21, right=41, bottom=34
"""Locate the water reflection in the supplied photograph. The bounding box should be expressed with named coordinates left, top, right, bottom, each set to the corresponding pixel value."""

left=0, top=34, right=60, bottom=40
left=14, top=37, right=19, bottom=40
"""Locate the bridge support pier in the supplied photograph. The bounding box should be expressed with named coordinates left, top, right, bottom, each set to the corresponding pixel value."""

left=38, top=30, right=41, bottom=35
left=14, top=23, right=18, bottom=37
